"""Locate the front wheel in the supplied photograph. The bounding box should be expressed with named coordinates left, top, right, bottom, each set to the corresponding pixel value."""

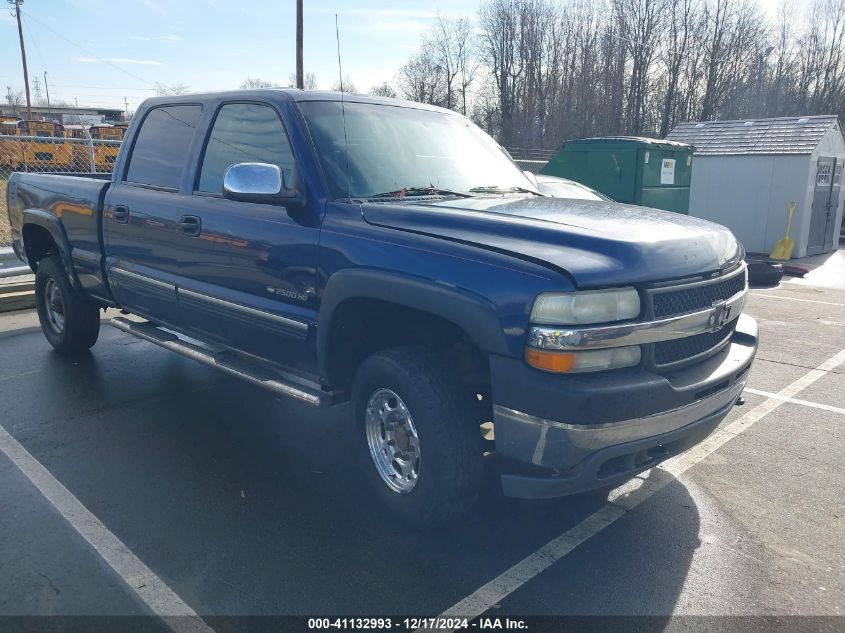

left=35, top=255, right=100, bottom=354
left=352, top=347, right=484, bottom=528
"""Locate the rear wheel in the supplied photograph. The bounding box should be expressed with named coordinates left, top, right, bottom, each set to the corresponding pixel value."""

left=353, top=347, right=484, bottom=528
left=35, top=255, right=100, bottom=354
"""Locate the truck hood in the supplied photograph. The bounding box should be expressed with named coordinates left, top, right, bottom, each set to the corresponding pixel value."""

left=361, top=196, right=742, bottom=287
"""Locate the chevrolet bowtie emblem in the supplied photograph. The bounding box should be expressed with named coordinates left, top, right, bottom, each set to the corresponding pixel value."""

left=707, top=301, right=732, bottom=332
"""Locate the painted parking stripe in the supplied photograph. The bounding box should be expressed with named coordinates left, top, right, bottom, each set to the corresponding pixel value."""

left=744, top=387, right=845, bottom=415
left=0, top=425, right=215, bottom=633
left=433, top=347, right=845, bottom=625
left=749, top=293, right=845, bottom=307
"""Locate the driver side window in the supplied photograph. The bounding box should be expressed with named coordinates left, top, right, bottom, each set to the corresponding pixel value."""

left=197, top=102, right=295, bottom=194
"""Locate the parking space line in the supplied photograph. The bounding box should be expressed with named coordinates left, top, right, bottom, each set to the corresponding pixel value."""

left=0, top=425, right=215, bottom=633
left=434, top=347, right=845, bottom=625
left=749, top=293, right=845, bottom=307
left=744, top=387, right=845, bottom=415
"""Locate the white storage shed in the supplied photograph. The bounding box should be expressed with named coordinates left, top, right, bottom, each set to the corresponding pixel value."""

left=667, top=115, right=845, bottom=258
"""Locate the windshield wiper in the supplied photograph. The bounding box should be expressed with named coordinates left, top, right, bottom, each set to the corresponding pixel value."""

left=367, top=185, right=473, bottom=199
left=468, top=185, right=542, bottom=195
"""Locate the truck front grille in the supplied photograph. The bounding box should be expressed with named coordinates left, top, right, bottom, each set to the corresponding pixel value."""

left=653, top=322, right=735, bottom=367
left=652, top=271, right=746, bottom=318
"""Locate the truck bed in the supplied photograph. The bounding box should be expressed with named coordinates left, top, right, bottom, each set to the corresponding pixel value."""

left=7, top=172, right=111, bottom=299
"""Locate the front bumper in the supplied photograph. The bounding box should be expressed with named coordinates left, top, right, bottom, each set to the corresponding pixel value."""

left=492, top=313, right=757, bottom=499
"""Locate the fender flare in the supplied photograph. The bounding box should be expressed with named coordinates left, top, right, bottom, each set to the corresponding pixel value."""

left=316, top=269, right=509, bottom=384
left=21, top=209, right=83, bottom=291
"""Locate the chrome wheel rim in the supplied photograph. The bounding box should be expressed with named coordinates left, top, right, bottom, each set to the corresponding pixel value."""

left=44, top=278, right=65, bottom=335
left=365, top=388, right=420, bottom=494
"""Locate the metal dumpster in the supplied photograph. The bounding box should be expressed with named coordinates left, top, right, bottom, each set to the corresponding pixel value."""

left=541, top=136, right=694, bottom=214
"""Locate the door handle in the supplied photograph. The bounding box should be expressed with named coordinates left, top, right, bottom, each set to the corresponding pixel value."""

left=179, top=215, right=201, bottom=237
left=113, top=205, right=129, bottom=224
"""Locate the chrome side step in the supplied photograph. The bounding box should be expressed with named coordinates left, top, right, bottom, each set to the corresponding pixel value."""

left=110, top=317, right=337, bottom=407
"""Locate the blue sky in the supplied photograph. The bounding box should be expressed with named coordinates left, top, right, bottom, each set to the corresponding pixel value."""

left=0, top=0, right=479, bottom=113
left=2, top=0, right=790, bottom=115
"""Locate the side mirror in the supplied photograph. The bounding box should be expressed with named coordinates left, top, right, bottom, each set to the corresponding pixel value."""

left=222, top=162, right=301, bottom=205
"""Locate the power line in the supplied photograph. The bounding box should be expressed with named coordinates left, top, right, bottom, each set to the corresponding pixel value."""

left=21, top=10, right=159, bottom=88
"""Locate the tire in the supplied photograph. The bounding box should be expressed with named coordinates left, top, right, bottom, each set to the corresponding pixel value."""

left=747, top=260, right=783, bottom=287
left=352, top=347, right=484, bottom=528
left=35, top=255, right=100, bottom=354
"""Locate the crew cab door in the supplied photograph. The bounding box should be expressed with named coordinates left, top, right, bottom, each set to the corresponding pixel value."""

left=174, top=100, right=320, bottom=371
left=104, top=104, right=203, bottom=328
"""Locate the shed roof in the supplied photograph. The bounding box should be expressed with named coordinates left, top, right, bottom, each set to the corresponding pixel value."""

left=666, top=115, right=841, bottom=156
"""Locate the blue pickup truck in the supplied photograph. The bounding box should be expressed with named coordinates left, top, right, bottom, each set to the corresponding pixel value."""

left=6, top=90, right=757, bottom=526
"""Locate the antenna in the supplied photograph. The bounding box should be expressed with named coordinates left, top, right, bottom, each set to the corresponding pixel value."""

left=335, top=14, right=350, bottom=202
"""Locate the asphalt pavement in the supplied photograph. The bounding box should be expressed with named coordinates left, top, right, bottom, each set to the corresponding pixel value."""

left=0, top=261, right=842, bottom=633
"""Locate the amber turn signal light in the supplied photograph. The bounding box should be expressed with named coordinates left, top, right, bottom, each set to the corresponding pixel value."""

left=525, top=348, right=576, bottom=372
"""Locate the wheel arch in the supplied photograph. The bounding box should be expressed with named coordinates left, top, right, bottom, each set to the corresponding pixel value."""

left=317, top=269, right=508, bottom=390
left=20, top=210, right=83, bottom=291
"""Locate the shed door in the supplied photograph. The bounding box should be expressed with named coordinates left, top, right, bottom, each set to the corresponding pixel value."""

left=807, top=158, right=840, bottom=256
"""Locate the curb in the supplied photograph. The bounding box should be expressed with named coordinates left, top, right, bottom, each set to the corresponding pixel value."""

left=0, top=248, right=31, bottom=280
left=0, top=279, right=35, bottom=313
left=0, top=247, right=20, bottom=265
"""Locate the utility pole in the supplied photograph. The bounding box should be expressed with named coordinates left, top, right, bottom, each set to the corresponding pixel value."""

left=10, top=0, right=32, bottom=120
left=43, top=71, right=51, bottom=119
left=124, top=97, right=129, bottom=119
left=296, top=0, right=304, bottom=89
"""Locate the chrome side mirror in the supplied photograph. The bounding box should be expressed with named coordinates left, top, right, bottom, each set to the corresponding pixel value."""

left=222, top=162, right=300, bottom=205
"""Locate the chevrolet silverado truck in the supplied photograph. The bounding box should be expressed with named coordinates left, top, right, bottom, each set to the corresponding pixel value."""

left=6, top=90, right=757, bottom=527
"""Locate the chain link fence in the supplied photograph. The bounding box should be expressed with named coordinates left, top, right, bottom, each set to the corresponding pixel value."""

left=505, top=147, right=553, bottom=174
left=0, top=135, right=120, bottom=247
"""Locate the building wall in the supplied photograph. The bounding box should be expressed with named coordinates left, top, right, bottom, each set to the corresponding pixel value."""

left=689, top=155, right=813, bottom=256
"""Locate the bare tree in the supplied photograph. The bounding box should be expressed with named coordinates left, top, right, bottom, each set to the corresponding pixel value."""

left=398, top=44, right=448, bottom=106
left=611, top=0, right=669, bottom=134
left=241, top=77, right=281, bottom=89
left=369, top=82, right=398, bottom=98
left=288, top=72, right=318, bottom=90
left=5, top=89, right=24, bottom=116
left=331, top=75, right=357, bottom=93
left=427, top=15, right=478, bottom=114
left=390, top=0, right=843, bottom=148
left=154, top=82, right=190, bottom=96
left=479, top=0, right=526, bottom=145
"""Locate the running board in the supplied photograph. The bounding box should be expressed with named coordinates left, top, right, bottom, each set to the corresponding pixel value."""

left=110, top=317, right=338, bottom=407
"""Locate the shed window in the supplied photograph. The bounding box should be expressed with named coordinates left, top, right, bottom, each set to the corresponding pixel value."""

left=817, top=163, right=832, bottom=186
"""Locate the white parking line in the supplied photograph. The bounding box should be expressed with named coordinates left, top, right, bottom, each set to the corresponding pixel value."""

left=435, top=347, right=845, bottom=624
left=744, top=387, right=845, bottom=415
left=0, top=425, right=215, bottom=633
left=750, top=293, right=845, bottom=307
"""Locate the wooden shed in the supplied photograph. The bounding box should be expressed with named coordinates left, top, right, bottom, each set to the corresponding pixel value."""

left=667, top=115, right=845, bottom=258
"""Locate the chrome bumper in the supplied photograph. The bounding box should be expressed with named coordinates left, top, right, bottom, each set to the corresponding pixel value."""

left=493, top=377, right=745, bottom=471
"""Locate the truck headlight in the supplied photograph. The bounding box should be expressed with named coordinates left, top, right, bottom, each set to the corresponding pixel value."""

left=530, top=288, right=640, bottom=325
left=525, top=346, right=641, bottom=373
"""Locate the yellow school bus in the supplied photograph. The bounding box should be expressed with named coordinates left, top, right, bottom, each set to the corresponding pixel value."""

left=90, top=125, right=124, bottom=171
left=1, top=120, right=72, bottom=171
left=0, top=120, right=19, bottom=168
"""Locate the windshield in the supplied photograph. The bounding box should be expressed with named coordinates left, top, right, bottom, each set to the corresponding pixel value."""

left=299, top=101, right=538, bottom=199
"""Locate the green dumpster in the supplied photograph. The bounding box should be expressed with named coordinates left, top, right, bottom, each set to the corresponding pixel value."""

left=541, top=136, right=694, bottom=214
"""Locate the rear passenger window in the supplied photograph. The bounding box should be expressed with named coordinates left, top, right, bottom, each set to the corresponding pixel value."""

left=125, top=105, right=202, bottom=189
left=197, top=103, right=295, bottom=194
